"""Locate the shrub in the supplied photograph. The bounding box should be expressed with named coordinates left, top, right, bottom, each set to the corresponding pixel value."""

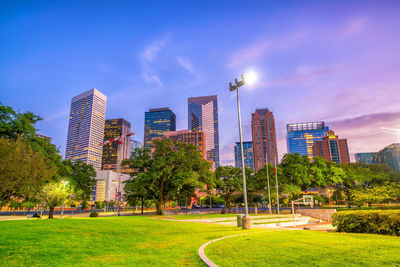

left=337, top=206, right=400, bottom=212
left=332, top=210, right=400, bottom=235
left=89, top=212, right=98, bottom=217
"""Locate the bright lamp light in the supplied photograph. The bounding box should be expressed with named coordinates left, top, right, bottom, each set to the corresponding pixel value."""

left=244, top=71, right=258, bottom=86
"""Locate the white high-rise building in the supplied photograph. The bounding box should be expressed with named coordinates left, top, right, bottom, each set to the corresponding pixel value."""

left=188, top=95, right=219, bottom=167
left=65, top=88, right=107, bottom=170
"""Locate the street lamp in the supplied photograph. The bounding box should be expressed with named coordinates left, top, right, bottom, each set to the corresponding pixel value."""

left=60, top=180, right=69, bottom=219
left=229, top=72, right=257, bottom=225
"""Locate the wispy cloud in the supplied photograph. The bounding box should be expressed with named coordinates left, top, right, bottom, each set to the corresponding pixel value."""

left=140, top=40, right=166, bottom=87
left=336, top=17, right=367, bottom=39
left=226, top=31, right=308, bottom=69
left=142, top=40, right=165, bottom=61
left=177, top=56, right=198, bottom=75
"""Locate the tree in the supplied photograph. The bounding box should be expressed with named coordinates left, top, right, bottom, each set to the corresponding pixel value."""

left=0, top=138, right=58, bottom=206
left=214, top=166, right=242, bottom=214
left=37, top=182, right=70, bottom=218
left=124, top=176, right=150, bottom=214
left=64, top=160, right=96, bottom=203
left=0, top=104, right=41, bottom=140
left=123, top=139, right=212, bottom=215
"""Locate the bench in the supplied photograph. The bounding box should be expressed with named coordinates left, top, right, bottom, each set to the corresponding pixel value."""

left=27, top=213, right=41, bottom=219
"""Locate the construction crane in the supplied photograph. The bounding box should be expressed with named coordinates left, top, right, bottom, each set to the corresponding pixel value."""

left=99, top=132, right=135, bottom=146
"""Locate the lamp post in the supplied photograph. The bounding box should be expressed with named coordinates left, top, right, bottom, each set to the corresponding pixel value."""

left=229, top=74, right=250, bottom=219
left=60, top=180, right=69, bottom=219
left=274, top=154, right=280, bottom=214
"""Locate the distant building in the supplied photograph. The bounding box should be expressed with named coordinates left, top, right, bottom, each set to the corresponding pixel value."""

left=102, top=119, right=131, bottom=173
left=36, top=134, right=52, bottom=143
left=312, top=130, right=350, bottom=164
left=234, top=141, right=254, bottom=170
left=355, top=152, right=378, bottom=165
left=251, top=108, right=278, bottom=172
left=377, top=143, right=400, bottom=173
left=65, top=88, right=106, bottom=170
left=91, top=170, right=130, bottom=202
left=157, top=130, right=207, bottom=159
left=144, top=108, right=176, bottom=150
left=130, top=139, right=142, bottom=156
left=286, top=122, right=329, bottom=159
left=188, top=95, right=220, bottom=167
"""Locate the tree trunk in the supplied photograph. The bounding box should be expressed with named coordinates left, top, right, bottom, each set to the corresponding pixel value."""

left=156, top=200, right=164, bottom=215
left=185, top=196, right=188, bottom=214
left=221, top=197, right=229, bottom=214
left=141, top=197, right=144, bottom=215
left=48, top=207, right=54, bottom=219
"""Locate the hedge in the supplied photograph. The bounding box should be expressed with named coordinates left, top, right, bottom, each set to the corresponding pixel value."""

left=332, top=210, right=400, bottom=236
left=336, top=206, right=400, bottom=212
left=89, top=212, right=99, bottom=217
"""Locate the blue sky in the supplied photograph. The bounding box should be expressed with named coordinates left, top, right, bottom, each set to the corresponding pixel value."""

left=1, top=0, right=400, bottom=165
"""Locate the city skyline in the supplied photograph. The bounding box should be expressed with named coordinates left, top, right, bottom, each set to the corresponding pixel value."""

left=1, top=1, right=400, bottom=165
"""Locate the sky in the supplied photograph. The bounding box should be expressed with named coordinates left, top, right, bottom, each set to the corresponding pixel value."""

left=1, top=0, right=400, bottom=166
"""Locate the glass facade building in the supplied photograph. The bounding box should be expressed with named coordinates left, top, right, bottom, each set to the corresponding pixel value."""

left=286, top=122, right=329, bottom=159
left=355, top=152, right=378, bottom=165
left=102, top=118, right=131, bottom=172
left=234, top=141, right=254, bottom=170
left=377, top=144, right=400, bottom=173
left=130, top=139, right=142, bottom=156
left=65, top=88, right=106, bottom=170
left=144, top=108, right=176, bottom=150
left=188, top=95, right=220, bottom=167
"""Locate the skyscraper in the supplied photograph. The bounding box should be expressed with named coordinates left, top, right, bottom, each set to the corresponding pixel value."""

left=188, top=95, right=220, bottom=167
left=144, top=108, right=176, bottom=150
left=312, top=130, right=350, bottom=164
left=251, top=108, right=278, bottom=172
left=234, top=141, right=254, bottom=170
left=286, top=122, right=329, bottom=159
left=65, top=88, right=106, bottom=170
left=101, top=118, right=131, bottom=172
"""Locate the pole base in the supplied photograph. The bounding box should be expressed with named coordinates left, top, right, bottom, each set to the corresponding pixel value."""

left=242, top=216, right=252, bottom=229
left=237, top=214, right=244, bottom=227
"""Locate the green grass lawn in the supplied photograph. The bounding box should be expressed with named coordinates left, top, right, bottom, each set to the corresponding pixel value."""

left=0, top=216, right=249, bottom=266
left=206, top=230, right=400, bottom=266
left=1, top=215, right=400, bottom=267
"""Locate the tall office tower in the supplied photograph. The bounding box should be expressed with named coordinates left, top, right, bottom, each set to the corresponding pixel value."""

left=144, top=108, right=176, bottom=150
left=188, top=95, right=220, bottom=167
left=377, top=144, right=400, bottom=173
left=251, top=108, right=278, bottom=172
left=234, top=141, right=254, bottom=170
left=101, top=119, right=131, bottom=172
left=312, top=130, right=350, bottom=164
left=130, top=139, right=142, bottom=156
left=286, top=122, right=329, bottom=159
left=155, top=130, right=206, bottom=159
left=65, top=88, right=106, bottom=170
left=355, top=152, right=379, bottom=164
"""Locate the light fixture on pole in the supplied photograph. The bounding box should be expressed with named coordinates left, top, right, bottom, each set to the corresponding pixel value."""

left=229, top=72, right=257, bottom=228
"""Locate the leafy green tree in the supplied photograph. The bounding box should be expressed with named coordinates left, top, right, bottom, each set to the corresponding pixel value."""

left=214, top=166, right=242, bottom=214
left=64, top=160, right=97, bottom=203
left=37, top=182, right=70, bottom=218
left=0, top=138, right=58, bottom=206
left=0, top=104, right=41, bottom=140
left=124, top=176, right=151, bottom=214
left=123, top=139, right=212, bottom=215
